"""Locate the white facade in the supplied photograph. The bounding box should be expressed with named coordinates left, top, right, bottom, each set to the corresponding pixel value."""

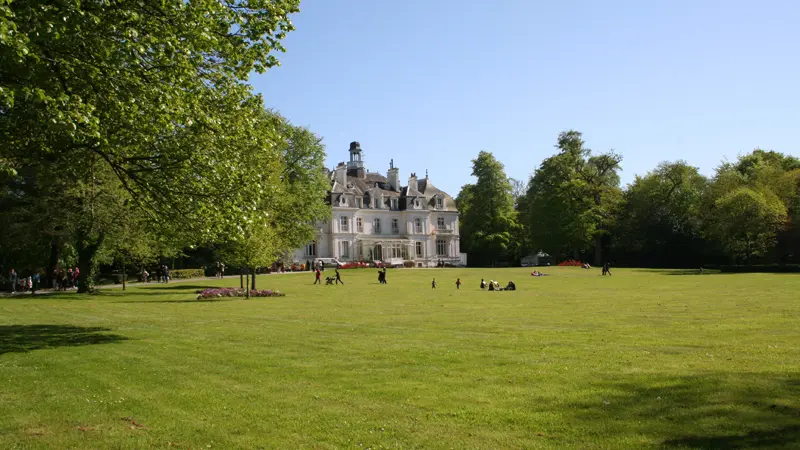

left=293, top=142, right=460, bottom=267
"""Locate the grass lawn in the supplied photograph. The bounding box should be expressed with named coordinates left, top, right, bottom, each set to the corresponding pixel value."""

left=1, top=268, right=798, bottom=449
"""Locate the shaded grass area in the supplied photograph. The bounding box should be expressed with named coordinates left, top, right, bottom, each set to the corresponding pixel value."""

left=0, top=268, right=798, bottom=448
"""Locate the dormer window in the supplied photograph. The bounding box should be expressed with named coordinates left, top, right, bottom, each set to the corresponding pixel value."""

left=436, top=197, right=444, bottom=209
left=391, top=198, right=398, bottom=210
left=363, top=194, right=370, bottom=209
left=374, top=196, right=381, bottom=209
left=414, top=199, right=420, bottom=209
left=339, top=196, right=347, bottom=207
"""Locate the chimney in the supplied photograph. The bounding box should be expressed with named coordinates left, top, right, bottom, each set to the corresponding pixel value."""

left=387, top=159, right=400, bottom=192
left=408, top=172, right=418, bottom=192
left=334, top=162, right=347, bottom=187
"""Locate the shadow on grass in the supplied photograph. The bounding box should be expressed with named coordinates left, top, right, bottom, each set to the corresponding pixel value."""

left=114, top=298, right=234, bottom=304
left=0, top=325, right=128, bottom=355
left=561, top=373, right=800, bottom=448
left=663, top=425, right=800, bottom=448
left=635, top=269, right=723, bottom=276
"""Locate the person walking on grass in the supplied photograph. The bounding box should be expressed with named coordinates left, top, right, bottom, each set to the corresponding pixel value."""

left=432, top=278, right=437, bottom=289
left=335, top=268, right=344, bottom=285
left=456, top=278, right=461, bottom=290
left=602, top=262, right=611, bottom=276
left=314, top=268, right=321, bottom=285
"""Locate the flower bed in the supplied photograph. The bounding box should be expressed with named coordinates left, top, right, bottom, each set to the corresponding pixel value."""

left=557, top=260, right=584, bottom=267
left=196, top=287, right=285, bottom=299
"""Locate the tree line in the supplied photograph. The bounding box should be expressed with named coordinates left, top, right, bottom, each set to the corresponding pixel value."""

left=458, top=131, right=800, bottom=268
left=1, top=0, right=331, bottom=292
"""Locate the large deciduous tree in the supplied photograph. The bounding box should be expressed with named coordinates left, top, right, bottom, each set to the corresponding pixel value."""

left=522, top=131, right=622, bottom=265
left=706, top=187, right=787, bottom=263
left=1, top=0, right=303, bottom=291
left=612, top=161, right=707, bottom=267
left=457, top=151, right=520, bottom=267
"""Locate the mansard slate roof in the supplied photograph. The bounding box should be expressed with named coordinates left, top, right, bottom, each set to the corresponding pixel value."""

left=329, top=173, right=457, bottom=211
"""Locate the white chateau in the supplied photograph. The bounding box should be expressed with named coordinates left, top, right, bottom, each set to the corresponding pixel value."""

left=293, top=141, right=461, bottom=267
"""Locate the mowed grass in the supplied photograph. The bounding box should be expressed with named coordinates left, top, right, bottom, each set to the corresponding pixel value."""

left=1, top=268, right=798, bottom=449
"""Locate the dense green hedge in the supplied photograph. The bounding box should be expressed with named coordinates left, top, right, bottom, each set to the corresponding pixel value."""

left=170, top=269, right=205, bottom=279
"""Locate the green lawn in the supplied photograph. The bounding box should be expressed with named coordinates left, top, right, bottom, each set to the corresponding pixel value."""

left=1, top=268, right=798, bottom=449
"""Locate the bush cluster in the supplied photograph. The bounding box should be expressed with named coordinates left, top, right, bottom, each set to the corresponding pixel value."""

left=171, top=269, right=206, bottom=279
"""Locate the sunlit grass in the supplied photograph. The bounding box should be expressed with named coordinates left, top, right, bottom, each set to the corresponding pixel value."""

left=1, top=268, right=798, bottom=448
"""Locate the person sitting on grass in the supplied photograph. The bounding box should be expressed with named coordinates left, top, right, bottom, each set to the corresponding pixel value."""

left=480, top=278, right=486, bottom=289
left=488, top=280, right=495, bottom=291
left=505, top=280, right=516, bottom=291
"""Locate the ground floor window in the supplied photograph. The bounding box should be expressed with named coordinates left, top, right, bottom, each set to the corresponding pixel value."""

left=436, top=239, right=446, bottom=256
left=416, top=242, right=423, bottom=257
left=340, top=241, right=350, bottom=259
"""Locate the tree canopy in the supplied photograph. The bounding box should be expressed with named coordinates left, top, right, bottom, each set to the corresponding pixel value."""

left=1, top=0, right=332, bottom=291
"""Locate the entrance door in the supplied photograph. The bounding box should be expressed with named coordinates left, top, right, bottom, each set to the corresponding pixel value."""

left=373, top=244, right=383, bottom=261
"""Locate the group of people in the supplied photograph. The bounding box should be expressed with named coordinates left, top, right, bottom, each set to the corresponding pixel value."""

left=314, top=266, right=344, bottom=285
left=6, top=267, right=76, bottom=293
left=8, top=268, right=42, bottom=293
left=53, top=266, right=80, bottom=290
left=480, top=278, right=516, bottom=291
left=140, top=265, right=171, bottom=283
left=214, top=262, right=226, bottom=279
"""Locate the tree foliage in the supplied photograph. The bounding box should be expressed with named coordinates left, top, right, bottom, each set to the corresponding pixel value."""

left=457, top=152, right=520, bottom=266
left=521, top=131, right=622, bottom=264
left=0, top=0, right=336, bottom=291
left=612, top=161, right=707, bottom=267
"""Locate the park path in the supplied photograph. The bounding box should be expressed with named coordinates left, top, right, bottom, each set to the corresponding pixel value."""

left=0, top=271, right=308, bottom=297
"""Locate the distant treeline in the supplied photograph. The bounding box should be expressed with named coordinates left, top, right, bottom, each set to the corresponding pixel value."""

left=458, top=131, right=800, bottom=268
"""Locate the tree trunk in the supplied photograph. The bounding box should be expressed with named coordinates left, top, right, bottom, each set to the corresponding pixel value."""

left=122, top=264, right=126, bottom=291
left=251, top=267, right=256, bottom=290
left=594, top=235, right=603, bottom=267
left=240, top=273, right=244, bottom=288
left=76, top=233, right=104, bottom=294
left=245, top=273, right=250, bottom=298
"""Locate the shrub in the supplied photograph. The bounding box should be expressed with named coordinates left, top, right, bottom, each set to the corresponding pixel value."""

left=170, top=269, right=205, bottom=279
left=195, top=287, right=285, bottom=300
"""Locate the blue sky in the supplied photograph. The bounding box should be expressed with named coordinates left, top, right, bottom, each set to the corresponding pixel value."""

left=253, top=0, right=799, bottom=197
